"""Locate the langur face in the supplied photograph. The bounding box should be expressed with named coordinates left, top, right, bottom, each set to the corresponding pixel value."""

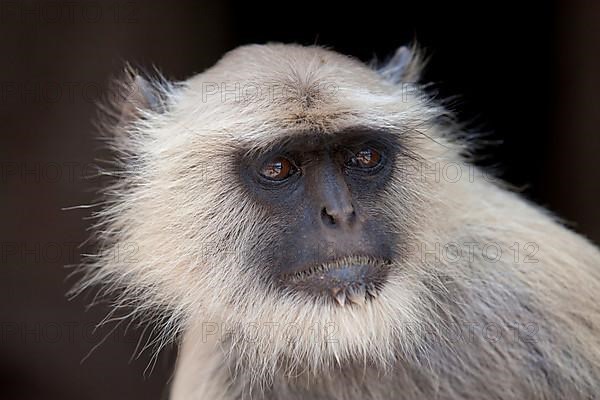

left=237, top=129, right=400, bottom=306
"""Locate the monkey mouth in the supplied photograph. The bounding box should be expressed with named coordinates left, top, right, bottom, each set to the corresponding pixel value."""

left=280, top=256, right=391, bottom=307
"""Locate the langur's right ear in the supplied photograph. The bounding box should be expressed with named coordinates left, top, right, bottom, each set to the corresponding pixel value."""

left=114, top=68, right=170, bottom=125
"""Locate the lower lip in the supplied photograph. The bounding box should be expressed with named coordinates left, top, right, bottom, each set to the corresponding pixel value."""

left=282, top=262, right=388, bottom=293
left=313, top=264, right=373, bottom=286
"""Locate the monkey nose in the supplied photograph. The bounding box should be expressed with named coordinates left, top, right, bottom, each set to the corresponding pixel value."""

left=321, top=205, right=356, bottom=227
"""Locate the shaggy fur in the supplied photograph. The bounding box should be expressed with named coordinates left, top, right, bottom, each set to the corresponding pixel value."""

left=78, top=44, right=600, bottom=399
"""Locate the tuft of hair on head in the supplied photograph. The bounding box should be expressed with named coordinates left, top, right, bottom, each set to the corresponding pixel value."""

left=67, top=66, right=184, bottom=363
left=376, top=44, right=426, bottom=84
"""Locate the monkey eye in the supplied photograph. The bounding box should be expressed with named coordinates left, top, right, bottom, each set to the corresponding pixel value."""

left=259, top=156, right=297, bottom=181
left=346, top=147, right=382, bottom=169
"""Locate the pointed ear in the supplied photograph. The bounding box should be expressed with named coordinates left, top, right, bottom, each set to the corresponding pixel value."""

left=378, top=45, right=425, bottom=84
left=116, top=70, right=168, bottom=124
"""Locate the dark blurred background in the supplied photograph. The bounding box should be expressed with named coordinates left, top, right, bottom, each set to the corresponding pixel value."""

left=1, top=0, right=599, bottom=399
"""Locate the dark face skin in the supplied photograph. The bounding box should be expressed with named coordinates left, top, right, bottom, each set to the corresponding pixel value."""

left=239, top=129, right=399, bottom=306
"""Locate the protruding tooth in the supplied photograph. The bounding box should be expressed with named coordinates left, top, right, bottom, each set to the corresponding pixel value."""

left=333, top=289, right=346, bottom=306
left=347, top=285, right=365, bottom=306
left=366, top=284, right=378, bottom=298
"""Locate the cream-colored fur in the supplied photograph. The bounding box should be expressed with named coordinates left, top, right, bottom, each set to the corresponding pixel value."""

left=79, top=44, right=600, bottom=399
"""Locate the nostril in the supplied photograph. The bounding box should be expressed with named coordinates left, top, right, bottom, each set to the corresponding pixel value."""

left=321, top=206, right=357, bottom=226
left=321, top=207, right=336, bottom=225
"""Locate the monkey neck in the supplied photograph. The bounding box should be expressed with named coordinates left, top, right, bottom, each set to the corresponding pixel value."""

left=169, top=319, right=418, bottom=399
left=171, top=324, right=574, bottom=400
left=169, top=303, right=486, bottom=400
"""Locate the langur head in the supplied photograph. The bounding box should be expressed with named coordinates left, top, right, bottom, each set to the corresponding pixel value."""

left=82, top=44, right=463, bottom=382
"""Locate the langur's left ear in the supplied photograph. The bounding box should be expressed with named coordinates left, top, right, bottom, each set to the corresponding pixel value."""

left=377, top=45, right=425, bottom=84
